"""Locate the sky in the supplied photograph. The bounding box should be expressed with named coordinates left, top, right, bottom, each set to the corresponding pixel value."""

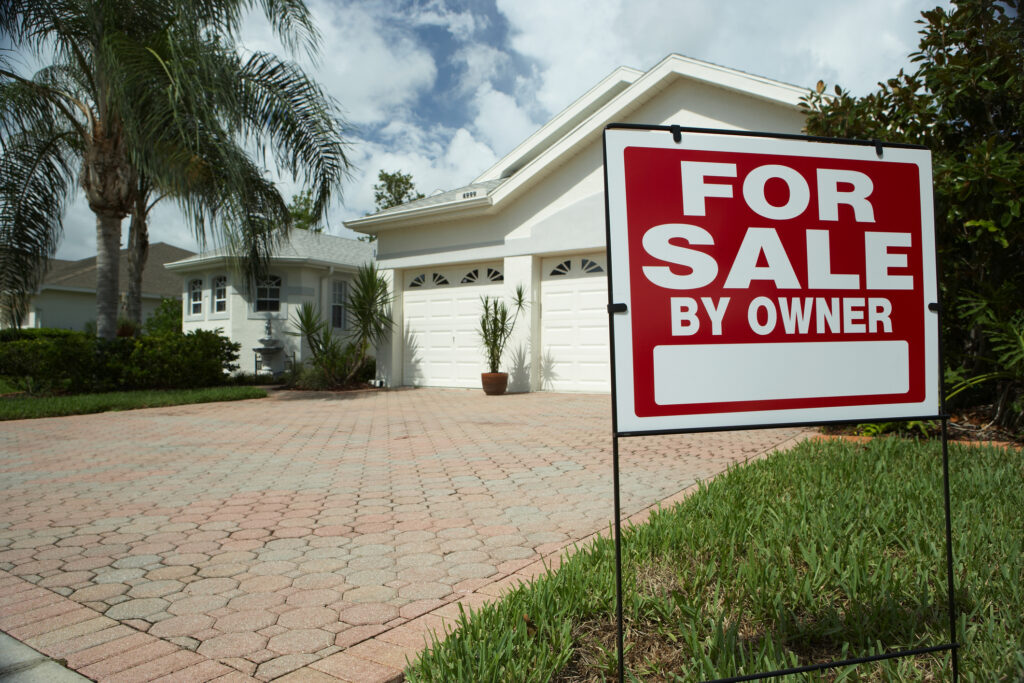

left=50, top=0, right=950, bottom=260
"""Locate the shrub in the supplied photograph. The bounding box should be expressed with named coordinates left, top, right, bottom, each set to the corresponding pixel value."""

left=0, top=328, right=239, bottom=394
left=144, top=298, right=183, bottom=337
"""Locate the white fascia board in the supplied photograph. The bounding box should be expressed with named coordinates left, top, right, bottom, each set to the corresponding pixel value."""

left=164, top=255, right=360, bottom=273
left=487, top=54, right=808, bottom=207
left=36, top=285, right=97, bottom=295
left=472, top=66, right=643, bottom=184
left=164, top=255, right=230, bottom=272
left=343, top=195, right=493, bottom=234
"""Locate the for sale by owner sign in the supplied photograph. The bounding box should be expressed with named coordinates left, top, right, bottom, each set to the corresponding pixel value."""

left=604, top=127, right=940, bottom=434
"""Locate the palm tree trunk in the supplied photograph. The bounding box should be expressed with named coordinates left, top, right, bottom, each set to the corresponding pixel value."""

left=95, top=211, right=123, bottom=340
left=124, top=195, right=149, bottom=326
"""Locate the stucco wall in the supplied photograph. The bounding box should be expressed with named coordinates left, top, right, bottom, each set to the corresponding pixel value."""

left=25, top=291, right=171, bottom=331
left=179, top=265, right=365, bottom=376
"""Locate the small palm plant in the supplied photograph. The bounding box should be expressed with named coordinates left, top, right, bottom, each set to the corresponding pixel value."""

left=479, top=285, right=527, bottom=374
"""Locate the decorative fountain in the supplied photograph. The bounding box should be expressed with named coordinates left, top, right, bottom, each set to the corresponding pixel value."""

left=253, top=319, right=283, bottom=375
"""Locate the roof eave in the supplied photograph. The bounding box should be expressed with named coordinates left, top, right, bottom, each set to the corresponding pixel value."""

left=345, top=196, right=493, bottom=234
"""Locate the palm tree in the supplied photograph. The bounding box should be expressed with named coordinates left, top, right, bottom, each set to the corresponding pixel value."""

left=0, top=0, right=350, bottom=338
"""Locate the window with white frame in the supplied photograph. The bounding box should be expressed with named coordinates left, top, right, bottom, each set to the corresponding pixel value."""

left=331, top=280, right=347, bottom=329
left=213, top=275, right=227, bottom=313
left=255, top=275, right=281, bottom=312
left=189, top=279, right=203, bottom=315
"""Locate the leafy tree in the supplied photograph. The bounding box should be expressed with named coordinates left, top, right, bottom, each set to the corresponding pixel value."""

left=373, top=169, right=425, bottom=211
left=0, top=0, right=351, bottom=338
left=288, top=188, right=322, bottom=232
left=803, top=0, right=1024, bottom=428
left=144, top=298, right=183, bottom=338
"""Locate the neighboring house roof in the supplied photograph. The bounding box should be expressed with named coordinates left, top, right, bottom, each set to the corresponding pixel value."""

left=345, top=53, right=808, bottom=234
left=164, top=229, right=375, bottom=273
left=41, top=243, right=195, bottom=298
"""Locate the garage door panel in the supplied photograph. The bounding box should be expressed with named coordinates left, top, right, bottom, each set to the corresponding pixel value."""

left=403, top=263, right=503, bottom=387
left=541, top=254, right=610, bottom=393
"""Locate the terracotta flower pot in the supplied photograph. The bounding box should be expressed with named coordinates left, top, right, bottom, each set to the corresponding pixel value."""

left=481, top=372, right=509, bottom=395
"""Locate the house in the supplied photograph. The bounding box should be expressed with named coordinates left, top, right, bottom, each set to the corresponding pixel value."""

left=164, top=230, right=375, bottom=375
left=15, top=242, right=195, bottom=330
left=345, top=54, right=809, bottom=393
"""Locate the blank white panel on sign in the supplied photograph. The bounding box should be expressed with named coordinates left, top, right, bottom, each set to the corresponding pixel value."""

left=653, top=341, right=909, bottom=406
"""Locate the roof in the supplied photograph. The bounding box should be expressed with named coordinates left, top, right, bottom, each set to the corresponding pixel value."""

left=164, top=229, right=374, bottom=273
left=345, top=53, right=808, bottom=234
left=42, top=243, right=195, bottom=298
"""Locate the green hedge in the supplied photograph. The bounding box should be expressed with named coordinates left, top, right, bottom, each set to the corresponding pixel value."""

left=0, top=329, right=240, bottom=393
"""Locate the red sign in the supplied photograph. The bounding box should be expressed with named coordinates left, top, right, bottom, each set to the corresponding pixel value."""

left=605, top=129, right=939, bottom=433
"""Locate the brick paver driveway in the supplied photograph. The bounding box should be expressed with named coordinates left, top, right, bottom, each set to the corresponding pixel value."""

left=0, top=389, right=811, bottom=681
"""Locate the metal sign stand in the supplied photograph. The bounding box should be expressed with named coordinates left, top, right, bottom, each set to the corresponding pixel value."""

left=603, top=124, right=959, bottom=682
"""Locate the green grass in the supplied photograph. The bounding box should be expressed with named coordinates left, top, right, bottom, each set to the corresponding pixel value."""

left=407, top=438, right=1024, bottom=682
left=0, top=385, right=267, bottom=420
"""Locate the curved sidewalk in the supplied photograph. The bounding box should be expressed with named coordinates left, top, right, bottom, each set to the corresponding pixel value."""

left=0, top=388, right=813, bottom=681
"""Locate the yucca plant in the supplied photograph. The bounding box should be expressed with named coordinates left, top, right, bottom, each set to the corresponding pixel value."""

left=478, top=285, right=526, bottom=374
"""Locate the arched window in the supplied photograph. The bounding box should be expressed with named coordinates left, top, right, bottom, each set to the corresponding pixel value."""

left=255, top=275, right=281, bottom=312
left=189, top=279, right=203, bottom=315
left=212, top=275, right=228, bottom=313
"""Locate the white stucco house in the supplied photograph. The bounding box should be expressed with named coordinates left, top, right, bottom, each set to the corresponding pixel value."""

left=10, top=242, right=194, bottom=331
left=164, top=230, right=375, bottom=375
left=346, top=54, right=809, bottom=393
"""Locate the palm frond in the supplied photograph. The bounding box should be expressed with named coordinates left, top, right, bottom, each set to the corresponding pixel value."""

left=0, top=128, right=77, bottom=325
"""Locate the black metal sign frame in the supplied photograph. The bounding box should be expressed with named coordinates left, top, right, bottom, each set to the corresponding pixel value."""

left=602, top=123, right=959, bottom=682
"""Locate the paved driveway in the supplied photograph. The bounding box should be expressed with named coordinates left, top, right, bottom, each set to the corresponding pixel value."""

left=0, top=389, right=811, bottom=681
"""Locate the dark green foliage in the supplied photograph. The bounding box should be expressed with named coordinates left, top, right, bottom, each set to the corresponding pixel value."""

left=0, top=328, right=239, bottom=394
left=408, top=439, right=1024, bottom=681
left=288, top=188, right=321, bottom=232
left=373, top=169, right=425, bottom=211
left=143, top=298, right=183, bottom=337
left=802, top=0, right=1024, bottom=429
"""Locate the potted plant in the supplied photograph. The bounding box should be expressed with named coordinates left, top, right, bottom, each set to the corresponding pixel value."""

left=478, top=284, right=526, bottom=395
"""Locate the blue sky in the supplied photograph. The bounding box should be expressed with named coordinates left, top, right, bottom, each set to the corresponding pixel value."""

left=51, top=0, right=949, bottom=260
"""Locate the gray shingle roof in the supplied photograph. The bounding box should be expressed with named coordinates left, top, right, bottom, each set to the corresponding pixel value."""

left=165, top=230, right=374, bottom=271
left=43, top=243, right=196, bottom=298
left=369, top=179, right=506, bottom=217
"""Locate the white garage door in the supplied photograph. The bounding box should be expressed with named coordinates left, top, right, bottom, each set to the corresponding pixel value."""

left=403, top=263, right=504, bottom=387
left=541, top=254, right=610, bottom=393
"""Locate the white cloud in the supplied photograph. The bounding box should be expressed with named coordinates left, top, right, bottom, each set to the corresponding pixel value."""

left=469, top=84, right=537, bottom=157
left=495, top=0, right=947, bottom=120
left=408, top=0, right=486, bottom=41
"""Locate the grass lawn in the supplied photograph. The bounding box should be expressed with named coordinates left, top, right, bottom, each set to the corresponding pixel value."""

left=407, top=438, right=1023, bottom=682
left=0, top=386, right=267, bottom=420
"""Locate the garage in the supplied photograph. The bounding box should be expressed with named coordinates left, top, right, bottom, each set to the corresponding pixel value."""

left=402, top=263, right=504, bottom=387
left=540, top=253, right=610, bottom=393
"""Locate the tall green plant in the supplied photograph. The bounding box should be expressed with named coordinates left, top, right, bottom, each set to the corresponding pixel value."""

left=344, top=263, right=393, bottom=384
left=479, top=285, right=526, bottom=374
left=0, top=0, right=351, bottom=338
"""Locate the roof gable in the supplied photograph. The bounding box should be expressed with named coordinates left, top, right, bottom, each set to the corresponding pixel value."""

left=346, top=53, right=808, bottom=233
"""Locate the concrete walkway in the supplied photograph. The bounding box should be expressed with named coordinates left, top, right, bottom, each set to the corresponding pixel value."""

left=0, top=388, right=813, bottom=681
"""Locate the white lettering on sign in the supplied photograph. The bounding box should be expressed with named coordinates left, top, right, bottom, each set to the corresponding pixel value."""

left=723, top=228, right=801, bottom=289
left=806, top=230, right=859, bottom=289
left=682, top=163, right=877, bottom=222
left=641, top=226, right=914, bottom=294
left=742, top=165, right=810, bottom=220
left=817, top=169, right=875, bottom=222
left=641, top=224, right=718, bottom=289
left=668, top=296, right=893, bottom=337
left=670, top=297, right=730, bottom=336
left=680, top=162, right=737, bottom=216
left=865, top=232, right=914, bottom=289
